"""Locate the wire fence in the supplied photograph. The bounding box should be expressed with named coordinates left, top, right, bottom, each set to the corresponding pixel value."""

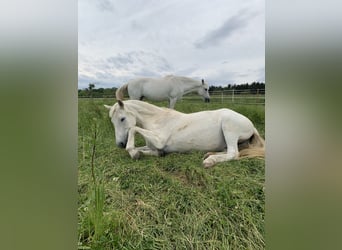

left=78, top=89, right=265, bottom=105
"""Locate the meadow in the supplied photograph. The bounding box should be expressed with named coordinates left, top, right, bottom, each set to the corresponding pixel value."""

left=78, top=98, right=265, bottom=249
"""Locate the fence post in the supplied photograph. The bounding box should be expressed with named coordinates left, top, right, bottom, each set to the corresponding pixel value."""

left=221, top=91, right=223, bottom=104
left=256, top=89, right=259, bottom=104
left=232, top=89, right=235, bottom=103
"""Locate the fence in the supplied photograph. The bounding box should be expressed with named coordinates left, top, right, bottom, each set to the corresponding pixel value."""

left=182, top=89, right=265, bottom=105
left=79, top=89, right=265, bottom=105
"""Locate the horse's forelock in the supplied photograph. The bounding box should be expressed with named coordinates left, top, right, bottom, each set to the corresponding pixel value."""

left=110, top=102, right=133, bottom=118
left=109, top=103, right=120, bottom=118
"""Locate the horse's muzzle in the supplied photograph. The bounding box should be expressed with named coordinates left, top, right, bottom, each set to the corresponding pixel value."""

left=204, top=98, right=210, bottom=103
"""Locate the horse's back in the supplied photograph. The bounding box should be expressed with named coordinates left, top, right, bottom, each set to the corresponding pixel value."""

left=186, top=108, right=253, bottom=125
left=127, top=77, right=175, bottom=100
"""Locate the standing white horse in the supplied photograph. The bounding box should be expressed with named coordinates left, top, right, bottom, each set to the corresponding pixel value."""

left=115, top=75, right=210, bottom=109
left=104, top=100, right=264, bottom=168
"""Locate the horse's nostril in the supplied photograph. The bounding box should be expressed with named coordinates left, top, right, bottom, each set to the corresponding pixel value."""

left=119, top=142, right=126, bottom=148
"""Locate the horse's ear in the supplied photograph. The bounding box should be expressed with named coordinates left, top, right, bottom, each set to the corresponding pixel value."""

left=104, top=105, right=112, bottom=110
left=118, top=100, right=124, bottom=108
left=202, top=79, right=205, bottom=85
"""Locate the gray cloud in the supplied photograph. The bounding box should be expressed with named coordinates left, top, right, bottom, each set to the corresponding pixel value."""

left=130, top=20, right=144, bottom=30
left=195, top=8, right=259, bottom=49
left=105, top=51, right=173, bottom=72
left=79, top=1, right=264, bottom=88
left=207, top=70, right=238, bottom=85
left=256, top=67, right=265, bottom=82
left=97, top=0, right=114, bottom=12
left=106, top=54, right=134, bottom=69
left=78, top=50, right=174, bottom=88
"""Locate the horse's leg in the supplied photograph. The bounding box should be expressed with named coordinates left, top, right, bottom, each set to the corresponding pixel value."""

left=126, top=126, right=166, bottom=159
left=204, top=138, right=250, bottom=159
left=135, top=146, right=164, bottom=157
left=203, top=151, right=226, bottom=159
left=203, top=132, right=239, bottom=168
left=168, top=97, right=177, bottom=109
left=125, top=127, right=139, bottom=159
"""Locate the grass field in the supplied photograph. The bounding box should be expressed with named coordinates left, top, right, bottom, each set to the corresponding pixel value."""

left=78, top=98, right=265, bottom=249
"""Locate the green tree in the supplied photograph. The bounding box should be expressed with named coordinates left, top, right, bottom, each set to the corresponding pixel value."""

left=88, top=83, right=95, bottom=98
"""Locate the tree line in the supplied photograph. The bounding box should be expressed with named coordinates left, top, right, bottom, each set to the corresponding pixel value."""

left=209, top=82, right=265, bottom=92
left=78, top=82, right=265, bottom=98
left=78, top=85, right=117, bottom=98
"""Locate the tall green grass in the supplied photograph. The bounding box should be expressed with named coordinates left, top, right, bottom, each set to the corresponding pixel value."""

left=78, top=98, right=265, bottom=249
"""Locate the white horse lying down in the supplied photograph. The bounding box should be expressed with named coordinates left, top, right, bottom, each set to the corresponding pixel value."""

left=104, top=100, right=265, bottom=168
left=115, top=75, right=210, bottom=109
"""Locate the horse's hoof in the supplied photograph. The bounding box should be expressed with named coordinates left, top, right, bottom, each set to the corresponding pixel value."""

left=129, top=149, right=140, bottom=160
left=203, top=158, right=215, bottom=168
left=158, top=150, right=166, bottom=157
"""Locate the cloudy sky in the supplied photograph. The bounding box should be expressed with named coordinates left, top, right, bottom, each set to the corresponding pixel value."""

left=78, top=0, right=264, bottom=89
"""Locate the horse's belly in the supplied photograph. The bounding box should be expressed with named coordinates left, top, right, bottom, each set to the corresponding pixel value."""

left=163, top=131, right=226, bottom=153
left=144, top=93, right=167, bottom=101
left=141, top=82, right=171, bottom=100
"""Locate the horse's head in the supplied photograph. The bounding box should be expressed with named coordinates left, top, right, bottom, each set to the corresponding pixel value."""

left=104, top=100, right=136, bottom=148
left=198, top=79, right=210, bottom=103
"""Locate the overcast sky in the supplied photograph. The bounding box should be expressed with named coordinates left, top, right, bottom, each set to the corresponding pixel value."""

left=78, top=0, right=264, bottom=89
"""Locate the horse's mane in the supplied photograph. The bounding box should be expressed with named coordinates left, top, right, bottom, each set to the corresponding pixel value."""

left=123, top=100, right=178, bottom=116
left=164, top=75, right=201, bottom=85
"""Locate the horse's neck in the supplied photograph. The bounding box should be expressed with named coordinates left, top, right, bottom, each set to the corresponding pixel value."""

left=126, top=101, right=162, bottom=126
left=181, top=80, right=200, bottom=94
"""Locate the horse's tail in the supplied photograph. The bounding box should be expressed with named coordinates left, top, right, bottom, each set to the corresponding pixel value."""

left=238, top=128, right=265, bottom=159
left=116, top=83, right=129, bottom=100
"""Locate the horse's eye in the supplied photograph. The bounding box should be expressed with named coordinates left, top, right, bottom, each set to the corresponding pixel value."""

left=204, top=88, right=208, bottom=91
left=120, top=117, right=125, bottom=122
